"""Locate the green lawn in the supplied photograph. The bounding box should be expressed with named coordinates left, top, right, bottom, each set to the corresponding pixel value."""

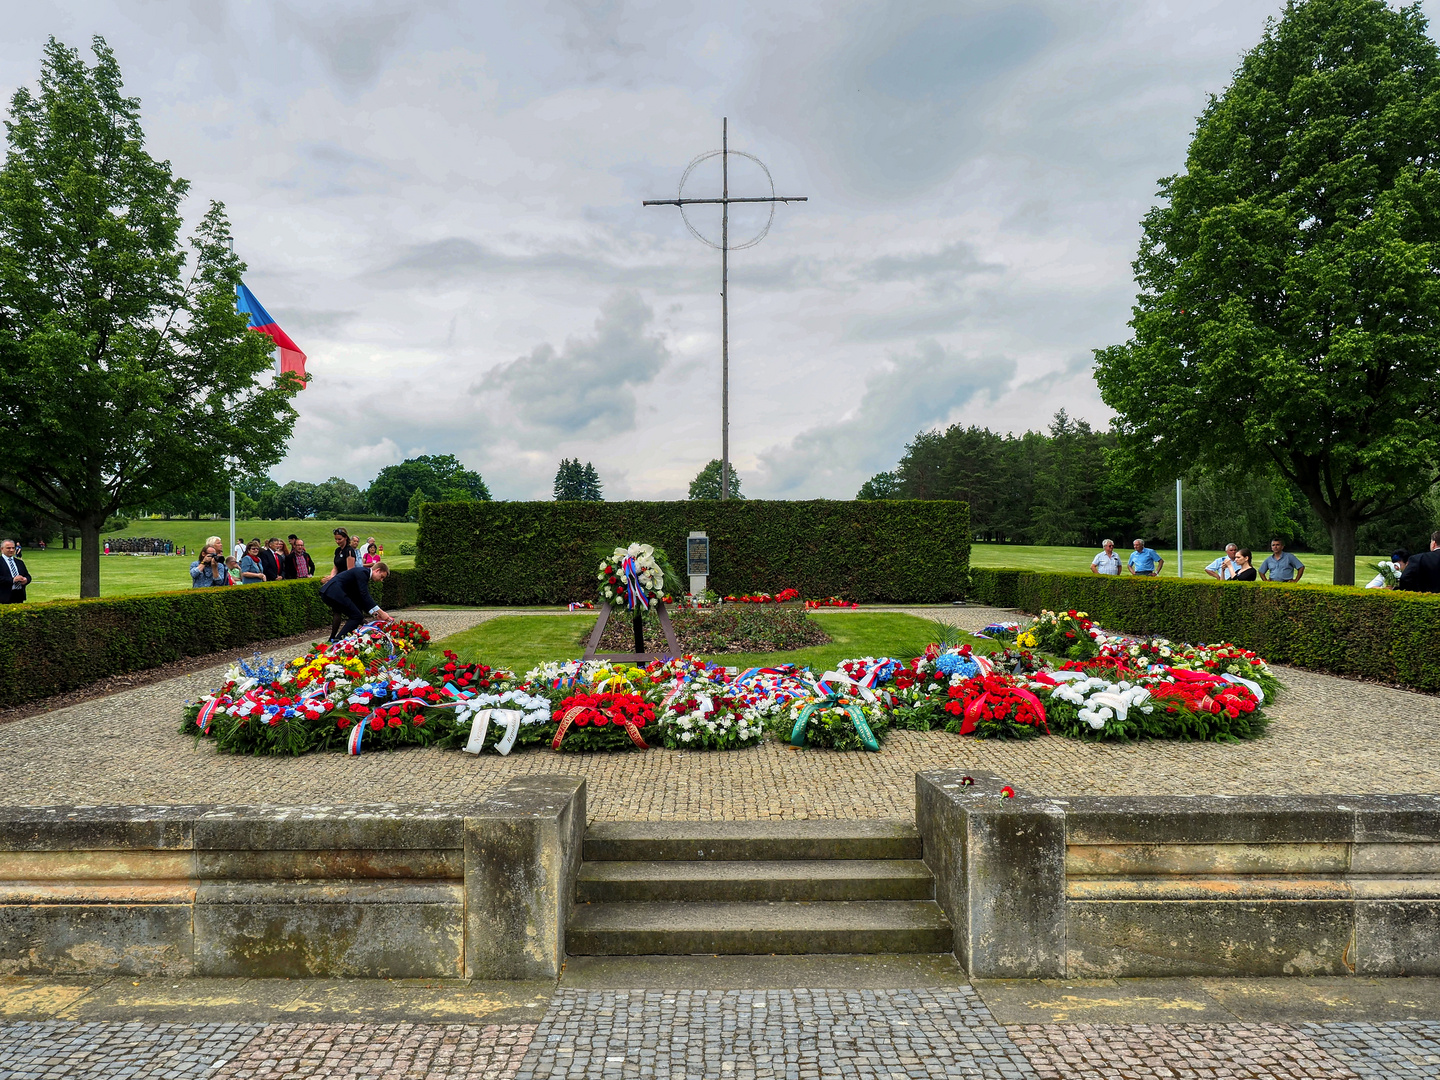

left=424, top=612, right=963, bottom=675
left=970, top=542, right=1388, bottom=585
left=18, top=519, right=417, bottom=603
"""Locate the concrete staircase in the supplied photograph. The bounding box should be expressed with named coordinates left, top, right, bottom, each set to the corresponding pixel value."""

left=567, top=821, right=953, bottom=957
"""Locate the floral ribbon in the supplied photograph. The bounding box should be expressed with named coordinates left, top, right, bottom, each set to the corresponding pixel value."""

left=552, top=704, right=649, bottom=750
left=790, top=672, right=880, bottom=751
left=960, top=683, right=1049, bottom=736
left=463, top=708, right=524, bottom=755
left=195, top=698, right=222, bottom=734
left=620, top=554, right=650, bottom=611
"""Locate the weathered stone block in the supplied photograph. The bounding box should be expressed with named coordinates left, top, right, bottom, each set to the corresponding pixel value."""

left=1065, top=842, right=1348, bottom=877
left=194, top=806, right=463, bottom=851
left=0, top=902, right=192, bottom=976
left=1355, top=900, right=1440, bottom=976
left=1067, top=899, right=1355, bottom=977
left=966, top=800, right=1066, bottom=978
left=465, top=775, right=585, bottom=980
left=1353, top=795, right=1440, bottom=843
left=0, top=850, right=195, bottom=882
left=196, top=848, right=462, bottom=881
left=193, top=881, right=463, bottom=978
left=0, top=806, right=196, bottom=851
left=1063, top=797, right=1355, bottom=846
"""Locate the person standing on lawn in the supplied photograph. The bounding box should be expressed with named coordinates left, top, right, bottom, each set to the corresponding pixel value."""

left=320, top=561, right=392, bottom=641
left=1090, top=539, right=1122, bottom=575
left=324, top=528, right=357, bottom=583
left=0, top=540, right=31, bottom=604
left=1259, top=538, right=1305, bottom=582
left=1127, top=538, right=1164, bottom=577
left=1205, top=544, right=1240, bottom=580
left=284, top=537, right=316, bottom=579
left=1231, top=549, right=1258, bottom=581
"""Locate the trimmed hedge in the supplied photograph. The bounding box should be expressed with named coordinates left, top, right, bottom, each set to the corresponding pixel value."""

left=0, top=571, right=432, bottom=709
left=417, top=500, right=970, bottom=606
left=970, top=568, right=1440, bottom=691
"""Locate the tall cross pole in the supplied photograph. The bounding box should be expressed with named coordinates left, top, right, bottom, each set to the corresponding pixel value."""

left=644, top=118, right=806, bottom=499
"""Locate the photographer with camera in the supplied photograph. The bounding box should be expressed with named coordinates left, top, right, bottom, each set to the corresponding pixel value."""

left=190, top=543, right=232, bottom=587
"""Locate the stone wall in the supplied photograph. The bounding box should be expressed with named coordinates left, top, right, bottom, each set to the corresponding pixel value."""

left=0, top=776, right=584, bottom=979
left=918, top=769, right=1440, bottom=978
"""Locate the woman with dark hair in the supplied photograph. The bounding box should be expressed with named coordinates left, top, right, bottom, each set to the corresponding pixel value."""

left=1232, top=549, right=1258, bottom=582
left=239, top=541, right=267, bottom=584
left=325, top=528, right=357, bottom=584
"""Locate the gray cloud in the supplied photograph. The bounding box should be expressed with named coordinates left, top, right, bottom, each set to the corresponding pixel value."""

left=755, top=339, right=1017, bottom=496
left=477, top=290, right=669, bottom=435
left=279, top=2, right=419, bottom=94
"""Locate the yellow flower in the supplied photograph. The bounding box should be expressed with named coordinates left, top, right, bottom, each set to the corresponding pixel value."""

left=1017, top=632, right=1039, bottom=648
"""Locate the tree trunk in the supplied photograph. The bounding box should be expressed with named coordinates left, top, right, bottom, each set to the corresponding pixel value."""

left=1329, top=517, right=1357, bottom=586
left=79, top=517, right=101, bottom=598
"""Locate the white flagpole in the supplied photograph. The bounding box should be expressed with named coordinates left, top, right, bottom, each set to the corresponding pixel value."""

left=1176, top=478, right=1184, bottom=578
left=229, top=487, right=235, bottom=558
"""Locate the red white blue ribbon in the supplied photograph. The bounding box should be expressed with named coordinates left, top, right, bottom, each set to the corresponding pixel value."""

left=621, top=555, right=650, bottom=611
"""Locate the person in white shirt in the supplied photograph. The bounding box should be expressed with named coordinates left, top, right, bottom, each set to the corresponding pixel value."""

left=1205, top=544, right=1240, bottom=580
left=1090, top=539, right=1122, bottom=575
left=1366, top=549, right=1410, bottom=589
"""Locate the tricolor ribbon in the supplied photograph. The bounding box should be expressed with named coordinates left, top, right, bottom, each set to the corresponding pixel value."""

left=620, top=555, right=651, bottom=611
left=196, top=698, right=222, bottom=734
left=347, top=719, right=366, bottom=755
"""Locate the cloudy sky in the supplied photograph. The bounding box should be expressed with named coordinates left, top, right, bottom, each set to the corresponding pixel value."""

left=7, top=0, right=1421, bottom=499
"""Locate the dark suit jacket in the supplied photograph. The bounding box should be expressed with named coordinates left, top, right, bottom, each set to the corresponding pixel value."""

left=0, top=555, right=30, bottom=603
left=258, top=548, right=282, bottom=581
left=320, top=565, right=380, bottom=613
left=1397, top=549, right=1440, bottom=593
left=283, top=551, right=316, bottom=580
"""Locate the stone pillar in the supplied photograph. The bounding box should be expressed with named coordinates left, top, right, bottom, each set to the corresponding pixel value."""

left=464, top=775, right=586, bottom=980
left=916, top=769, right=1067, bottom=979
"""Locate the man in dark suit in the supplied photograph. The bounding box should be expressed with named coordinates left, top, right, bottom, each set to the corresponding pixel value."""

left=1397, top=531, right=1440, bottom=593
left=319, top=562, right=392, bottom=641
left=258, top=538, right=285, bottom=581
left=0, top=539, right=31, bottom=604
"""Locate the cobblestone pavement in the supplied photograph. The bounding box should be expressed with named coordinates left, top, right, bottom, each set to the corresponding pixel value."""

left=0, top=1020, right=535, bottom=1079
left=3, top=605, right=1440, bottom=815
left=5, top=1000, right=1440, bottom=1077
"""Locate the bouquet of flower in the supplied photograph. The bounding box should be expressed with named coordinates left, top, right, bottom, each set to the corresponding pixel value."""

left=805, top=596, right=858, bottom=609
left=551, top=690, right=655, bottom=751
left=1163, top=643, right=1280, bottom=700
left=943, top=674, right=1049, bottom=739
left=1019, top=610, right=1100, bottom=659
left=889, top=648, right=991, bottom=730
left=428, top=652, right=514, bottom=694
left=983, top=647, right=1048, bottom=678
left=1376, top=560, right=1400, bottom=588
left=780, top=688, right=891, bottom=751
left=1036, top=675, right=1161, bottom=741
left=659, top=686, right=760, bottom=751
left=428, top=686, right=553, bottom=753
left=1146, top=675, right=1266, bottom=741
left=598, top=542, right=665, bottom=611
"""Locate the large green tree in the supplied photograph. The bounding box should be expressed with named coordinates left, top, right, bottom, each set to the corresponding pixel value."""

left=366, top=454, right=490, bottom=518
left=0, top=38, right=302, bottom=596
left=688, top=459, right=744, bottom=500
left=553, top=458, right=603, bottom=501
left=1094, top=0, right=1440, bottom=584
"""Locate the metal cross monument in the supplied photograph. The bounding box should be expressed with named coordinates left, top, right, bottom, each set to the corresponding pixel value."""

left=644, top=119, right=806, bottom=499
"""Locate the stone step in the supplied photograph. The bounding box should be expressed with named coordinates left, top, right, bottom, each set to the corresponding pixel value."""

left=583, top=820, right=920, bottom=863
left=567, top=900, right=953, bottom=956
left=575, top=860, right=935, bottom=903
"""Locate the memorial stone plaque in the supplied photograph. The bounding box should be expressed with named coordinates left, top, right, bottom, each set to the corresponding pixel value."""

left=687, top=536, right=710, bottom=576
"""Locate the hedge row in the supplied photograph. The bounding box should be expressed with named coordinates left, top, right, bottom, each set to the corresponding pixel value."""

left=379, top=567, right=426, bottom=610
left=0, top=573, right=428, bottom=709
left=417, top=500, right=970, bottom=606
left=969, top=568, right=1440, bottom=691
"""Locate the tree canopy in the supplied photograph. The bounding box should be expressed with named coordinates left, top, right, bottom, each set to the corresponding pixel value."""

left=688, top=459, right=745, bottom=500
left=0, top=37, right=303, bottom=595
left=553, top=458, right=603, bottom=501
left=1094, top=0, right=1440, bottom=584
left=365, top=454, right=491, bottom=518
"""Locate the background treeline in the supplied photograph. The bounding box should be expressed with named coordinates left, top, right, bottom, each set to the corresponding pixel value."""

left=859, top=410, right=1438, bottom=555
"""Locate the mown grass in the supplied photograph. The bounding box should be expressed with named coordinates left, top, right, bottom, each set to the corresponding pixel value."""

left=19, top=519, right=417, bottom=603
left=970, top=542, right=1385, bottom=584
left=424, top=612, right=981, bottom=675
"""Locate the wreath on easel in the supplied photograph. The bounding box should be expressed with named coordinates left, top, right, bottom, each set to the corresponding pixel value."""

left=583, top=542, right=681, bottom=662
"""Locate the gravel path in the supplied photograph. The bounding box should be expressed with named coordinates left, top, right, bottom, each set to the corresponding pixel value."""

left=1, top=605, right=1437, bottom=817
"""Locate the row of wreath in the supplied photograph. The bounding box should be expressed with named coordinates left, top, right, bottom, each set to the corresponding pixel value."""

left=179, top=610, right=1281, bottom=757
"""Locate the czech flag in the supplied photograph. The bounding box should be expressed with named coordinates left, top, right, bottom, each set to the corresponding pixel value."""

left=236, top=283, right=307, bottom=384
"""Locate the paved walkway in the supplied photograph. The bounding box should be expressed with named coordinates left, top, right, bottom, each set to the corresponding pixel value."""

left=6, top=982, right=1440, bottom=1078
left=2, top=605, right=1439, bottom=816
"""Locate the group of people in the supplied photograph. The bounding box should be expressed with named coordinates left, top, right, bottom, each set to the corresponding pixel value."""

left=1089, top=538, right=1307, bottom=582
left=188, top=527, right=392, bottom=642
